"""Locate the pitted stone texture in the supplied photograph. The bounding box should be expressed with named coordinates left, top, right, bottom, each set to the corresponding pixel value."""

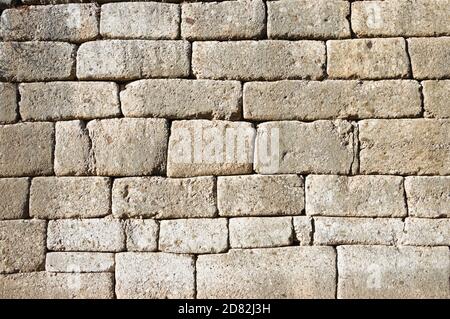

left=182, top=0, right=265, bottom=40
left=121, top=79, right=241, bottom=120
left=197, top=247, right=336, bottom=299
left=19, top=82, right=120, bottom=121
left=0, top=122, right=54, bottom=177
left=268, top=0, right=350, bottom=39
left=293, top=216, right=312, bottom=245
left=0, top=220, right=46, bottom=274
left=405, top=177, right=450, bottom=218
left=327, top=38, right=410, bottom=79
left=0, top=4, right=99, bottom=42
left=46, top=252, right=115, bottom=273
left=423, top=81, right=450, bottom=118
left=167, top=120, right=255, bottom=177
left=101, top=3, right=179, bottom=39
left=218, top=175, right=304, bottom=216
left=113, top=177, right=216, bottom=219
left=0, top=83, right=17, bottom=124
left=359, top=120, right=450, bottom=175
left=87, top=118, right=169, bottom=176
left=47, top=219, right=125, bottom=252
left=30, top=177, right=110, bottom=219
left=306, top=175, right=406, bottom=217
left=401, top=218, right=450, bottom=246
left=337, top=246, right=450, bottom=299
left=0, top=178, right=28, bottom=220
left=125, top=219, right=158, bottom=252
left=116, top=252, right=195, bottom=299
left=255, top=121, right=358, bottom=175
left=244, top=80, right=421, bottom=120
left=77, top=40, right=190, bottom=80
left=408, top=37, right=450, bottom=79
left=159, top=218, right=228, bottom=254
left=192, top=41, right=326, bottom=81
left=0, top=42, right=75, bottom=81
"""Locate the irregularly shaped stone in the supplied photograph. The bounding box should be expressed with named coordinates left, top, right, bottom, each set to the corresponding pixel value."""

left=46, top=252, right=115, bottom=273
left=125, top=219, right=158, bottom=252
left=408, top=37, right=450, bottom=79
left=0, top=178, right=29, bottom=220
left=405, top=177, right=450, bottom=218
left=0, top=83, right=17, bottom=124
left=423, top=80, right=450, bottom=118
left=293, top=216, right=312, bottom=245
left=401, top=218, right=450, bottom=246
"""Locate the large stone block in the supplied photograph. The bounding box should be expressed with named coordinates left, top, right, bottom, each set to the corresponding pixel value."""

left=0, top=178, right=29, bottom=220
left=405, top=177, right=450, bottom=218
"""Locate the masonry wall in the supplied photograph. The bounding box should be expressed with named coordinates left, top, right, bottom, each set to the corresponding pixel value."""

left=0, top=0, right=449, bottom=299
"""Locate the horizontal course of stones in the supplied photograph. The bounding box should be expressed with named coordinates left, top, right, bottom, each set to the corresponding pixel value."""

left=0, top=0, right=449, bottom=299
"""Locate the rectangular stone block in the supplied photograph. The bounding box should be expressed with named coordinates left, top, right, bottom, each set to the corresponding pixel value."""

left=0, top=122, right=54, bottom=177
left=113, top=176, right=216, bottom=218
left=327, top=38, right=410, bottom=79
left=408, top=37, right=450, bottom=79
left=30, top=177, right=111, bottom=219
left=401, top=218, right=450, bottom=246
left=306, top=175, right=406, bottom=217
left=125, top=219, right=158, bottom=252
left=293, top=216, right=312, bottom=245
left=197, top=247, right=336, bottom=298
left=244, top=80, right=421, bottom=120
left=405, top=177, right=450, bottom=218
left=423, top=80, right=450, bottom=118
left=19, top=82, right=120, bottom=121
left=0, top=83, right=17, bottom=124
left=218, top=175, right=304, bottom=216
left=359, top=120, right=450, bottom=175
left=337, top=246, right=450, bottom=299
left=77, top=40, right=190, bottom=80
left=46, top=252, right=115, bottom=273
left=116, top=252, right=195, bottom=299
left=192, top=41, right=325, bottom=81
left=47, top=219, right=125, bottom=252
left=0, top=178, right=28, bottom=220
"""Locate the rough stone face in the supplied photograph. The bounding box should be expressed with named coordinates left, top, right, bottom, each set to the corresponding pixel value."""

left=116, top=253, right=195, bottom=299
left=408, top=37, right=450, bottom=79
left=306, top=175, right=407, bottom=217
left=337, top=246, right=450, bottom=299
left=182, top=0, right=265, bottom=40
left=0, top=41, right=75, bottom=81
left=159, top=218, right=228, bottom=254
left=268, top=0, right=350, bottom=39
left=167, top=120, right=255, bottom=177
left=47, top=219, right=125, bottom=252
left=125, top=219, right=158, bottom=252
left=121, top=79, right=241, bottom=120
left=30, top=177, right=111, bottom=219
left=244, top=80, right=421, bottom=120
left=327, top=38, right=410, bottom=79
left=19, top=82, right=120, bottom=121
left=0, top=122, right=54, bottom=177
left=218, top=175, right=304, bottom=216
left=405, top=177, right=450, bottom=218
left=100, top=3, right=179, bottom=39
left=113, top=177, right=216, bottom=218
left=192, top=41, right=326, bottom=81
left=255, top=121, right=358, bottom=174
left=197, top=247, right=336, bottom=298
left=423, top=80, right=450, bottom=118
left=0, top=83, right=17, bottom=124
left=293, top=216, right=312, bottom=245
left=359, top=120, right=450, bottom=175
left=0, top=178, right=29, bottom=220
left=77, top=40, right=190, bottom=80
left=46, top=252, right=115, bottom=273
left=401, top=218, right=450, bottom=246
left=0, top=220, right=46, bottom=274
left=0, top=4, right=99, bottom=42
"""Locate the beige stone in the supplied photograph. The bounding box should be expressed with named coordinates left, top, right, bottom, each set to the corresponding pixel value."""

left=0, top=83, right=17, bottom=124
left=423, top=80, right=450, bottom=118
left=125, top=219, right=159, bottom=252
left=408, top=37, right=450, bottom=79
left=293, top=216, right=312, bottom=245
left=405, top=177, right=450, bottom=218
left=0, top=178, right=29, bottom=220
left=46, top=252, right=115, bottom=273
left=401, top=218, right=450, bottom=246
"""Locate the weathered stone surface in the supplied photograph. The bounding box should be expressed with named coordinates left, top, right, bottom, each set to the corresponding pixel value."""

left=293, top=216, right=312, bottom=245
left=192, top=41, right=326, bottom=81
left=408, top=37, right=450, bottom=79
left=125, top=219, right=158, bottom=252
left=87, top=118, right=169, bottom=176
left=121, top=79, right=241, bottom=120
left=0, top=4, right=99, bottom=42
left=182, top=0, right=265, bottom=40
left=405, top=177, right=450, bottom=218
left=359, top=120, right=450, bottom=175
left=77, top=40, right=190, bottom=80
left=218, top=175, right=304, bottom=216
left=306, top=175, right=406, bottom=217
left=337, top=246, right=450, bottom=299
left=0, top=220, right=46, bottom=273
left=255, top=121, right=358, bottom=174
left=401, top=218, right=450, bottom=246
left=0, top=272, right=114, bottom=299
left=47, top=219, right=125, bottom=252
left=423, top=80, right=450, bottom=118
left=116, top=252, right=195, bottom=299
left=46, top=252, right=115, bottom=273
left=159, top=218, right=228, bottom=254
left=30, top=177, right=111, bottom=219
left=268, top=0, right=350, bottom=39
left=244, top=80, right=421, bottom=120
left=167, top=120, right=255, bottom=177
left=0, top=122, right=54, bottom=177
left=0, top=83, right=17, bottom=124
left=19, top=82, right=120, bottom=121
left=0, top=42, right=75, bottom=81
left=101, top=2, right=179, bottom=39
left=327, top=38, right=409, bottom=79
left=0, top=178, right=28, bottom=220
left=229, top=217, right=293, bottom=248
left=113, top=177, right=216, bottom=218
left=197, top=247, right=336, bottom=298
